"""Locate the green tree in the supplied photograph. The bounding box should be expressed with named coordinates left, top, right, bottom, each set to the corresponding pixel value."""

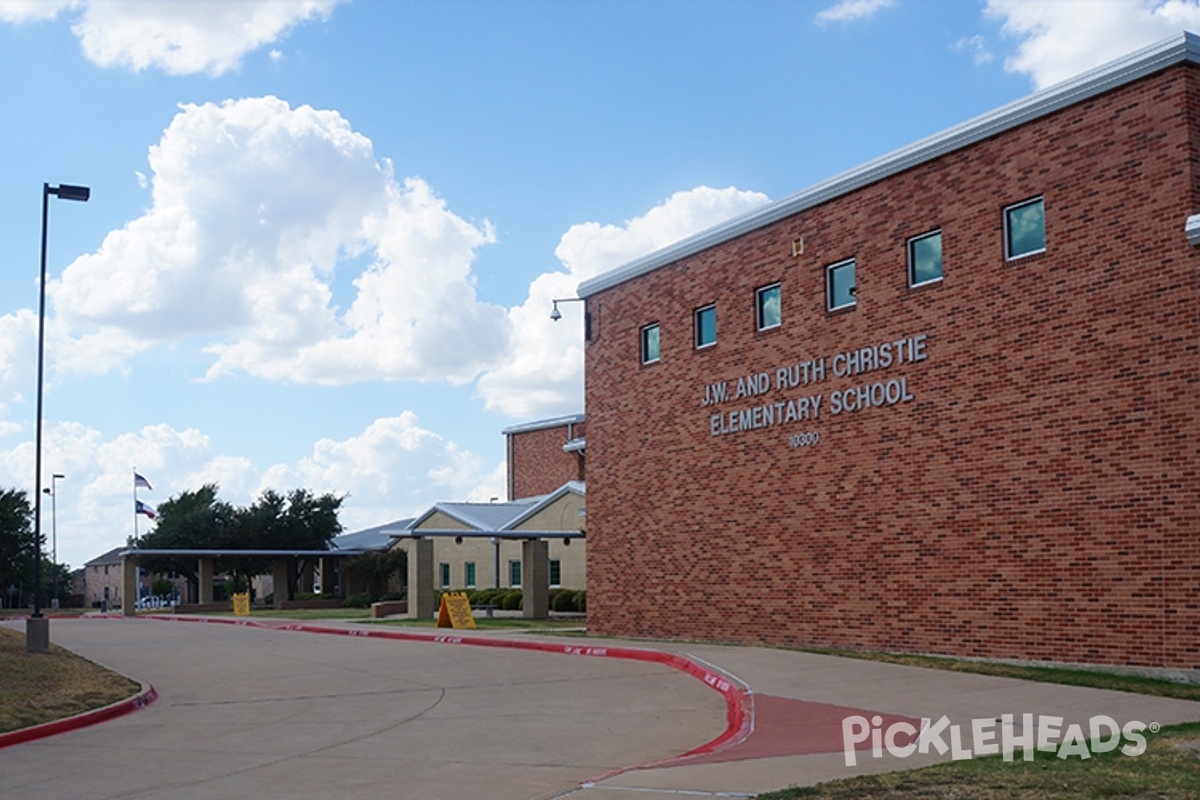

left=0, top=488, right=36, bottom=608
left=345, top=547, right=407, bottom=598
left=137, top=485, right=344, bottom=599
left=238, top=488, right=344, bottom=595
left=136, top=484, right=237, bottom=599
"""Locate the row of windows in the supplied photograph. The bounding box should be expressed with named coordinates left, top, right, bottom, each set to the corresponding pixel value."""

left=438, top=559, right=563, bottom=589
left=640, top=197, right=1045, bottom=364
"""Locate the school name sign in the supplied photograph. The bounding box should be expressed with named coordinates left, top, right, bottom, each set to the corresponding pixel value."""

left=702, top=333, right=929, bottom=438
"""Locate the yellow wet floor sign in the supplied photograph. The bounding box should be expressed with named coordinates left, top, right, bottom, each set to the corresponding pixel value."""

left=437, top=592, right=476, bottom=629
left=232, top=592, right=250, bottom=616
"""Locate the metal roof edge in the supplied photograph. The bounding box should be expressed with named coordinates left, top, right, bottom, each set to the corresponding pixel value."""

left=504, top=481, right=586, bottom=530
left=501, top=413, right=586, bottom=436
left=578, top=31, right=1199, bottom=299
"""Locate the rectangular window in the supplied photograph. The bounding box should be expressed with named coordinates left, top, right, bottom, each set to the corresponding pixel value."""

left=509, top=560, right=522, bottom=588
left=465, top=561, right=476, bottom=589
left=439, top=562, right=450, bottom=589
left=908, top=230, right=943, bottom=287
left=640, top=323, right=660, bottom=364
left=1005, top=197, right=1045, bottom=260
left=826, top=259, right=856, bottom=311
left=756, top=283, right=781, bottom=330
left=550, top=559, right=562, bottom=587
left=694, top=304, right=716, bottom=348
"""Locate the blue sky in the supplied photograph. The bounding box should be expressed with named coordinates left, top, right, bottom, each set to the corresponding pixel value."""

left=2, top=0, right=1196, bottom=571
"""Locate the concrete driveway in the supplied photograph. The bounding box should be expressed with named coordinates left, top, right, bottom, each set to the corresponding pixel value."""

left=0, top=617, right=727, bottom=800
left=5, top=616, right=1200, bottom=800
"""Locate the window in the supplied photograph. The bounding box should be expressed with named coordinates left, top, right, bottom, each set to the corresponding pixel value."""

left=1005, top=197, right=1045, bottom=260
left=509, top=559, right=522, bottom=588
left=465, top=561, right=476, bottom=589
left=756, top=283, right=781, bottom=330
left=695, top=304, right=717, bottom=348
left=908, top=230, right=943, bottom=287
left=641, top=323, right=660, bottom=364
left=827, top=259, right=856, bottom=311
left=550, top=559, right=562, bottom=588
left=439, top=562, right=450, bottom=589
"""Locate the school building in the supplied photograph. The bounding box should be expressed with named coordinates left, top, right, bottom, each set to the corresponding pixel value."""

left=576, top=32, right=1200, bottom=672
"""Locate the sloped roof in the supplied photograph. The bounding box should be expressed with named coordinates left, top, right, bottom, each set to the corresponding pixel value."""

left=85, top=546, right=126, bottom=567
left=578, top=31, right=1200, bottom=298
left=506, top=481, right=585, bottom=530
left=332, top=518, right=414, bottom=551
left=413, top=498, right=539, bottom=531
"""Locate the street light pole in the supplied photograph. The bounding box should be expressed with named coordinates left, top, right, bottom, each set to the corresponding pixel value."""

left=44, top=473, right=64, bottom=608
left=28, top=183, right=89, bottom=653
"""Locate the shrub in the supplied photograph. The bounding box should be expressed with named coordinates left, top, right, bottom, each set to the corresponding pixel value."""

left=343, top=592, right=374, bottom=609
left=572, top=590, right=586, bottom=612
left=380, top=592, right=404, bottom=602
left=551, top=589, right=577, bottom=613
left=499, top=590, right=523, bottom=611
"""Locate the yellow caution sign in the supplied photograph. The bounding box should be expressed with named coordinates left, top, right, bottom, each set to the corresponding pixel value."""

left=232, top=592, right=251, bottom=616
left=436, top=592, right=476, bottom=629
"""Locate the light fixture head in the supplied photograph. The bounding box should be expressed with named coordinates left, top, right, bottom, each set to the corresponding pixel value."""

left=549, top=302, right=562, bottom=321
left=51, top=184, right=90, bottom=202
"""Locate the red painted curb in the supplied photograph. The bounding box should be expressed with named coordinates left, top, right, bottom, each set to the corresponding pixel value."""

left=0, top=683, right=158, bottom=749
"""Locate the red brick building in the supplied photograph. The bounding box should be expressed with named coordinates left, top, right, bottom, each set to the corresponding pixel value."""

left=503, top=413, right=585, bottom=500
left=577, top=33, right=1200, bottom=672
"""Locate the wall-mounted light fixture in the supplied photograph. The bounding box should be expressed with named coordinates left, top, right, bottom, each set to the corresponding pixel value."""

left=549, top=297, right=584, bottom=321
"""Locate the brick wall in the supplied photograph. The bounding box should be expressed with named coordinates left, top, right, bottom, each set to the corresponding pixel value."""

left=583, top=65, right=1200, bottom=669
left=507, top=419, right=585, bottom=500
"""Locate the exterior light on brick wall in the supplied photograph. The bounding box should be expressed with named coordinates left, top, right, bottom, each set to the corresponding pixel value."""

left=550, top=297, right=584, bottom=321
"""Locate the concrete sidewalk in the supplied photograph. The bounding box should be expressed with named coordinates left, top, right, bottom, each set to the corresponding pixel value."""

left=3, top=616, right=1199, bottom=800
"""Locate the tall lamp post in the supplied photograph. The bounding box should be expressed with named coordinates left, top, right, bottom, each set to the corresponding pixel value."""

left=43, top=473, right=64, bottom=608
left=27, top=183, right=89, bottom=653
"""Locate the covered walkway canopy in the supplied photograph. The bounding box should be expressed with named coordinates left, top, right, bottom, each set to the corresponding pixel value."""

left=117, top=548, right=364, bottom=616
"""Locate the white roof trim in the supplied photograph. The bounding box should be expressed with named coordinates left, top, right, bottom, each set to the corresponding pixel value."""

left=501, top=413, right=586, bottom=436
left=579, top=31, right=1200, bottom=298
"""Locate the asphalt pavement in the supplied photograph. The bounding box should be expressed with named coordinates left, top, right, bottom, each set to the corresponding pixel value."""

left=2, top=615, right=1198, bottom=800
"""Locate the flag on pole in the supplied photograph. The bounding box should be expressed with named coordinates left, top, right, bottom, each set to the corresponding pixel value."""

left=136, top=500, right=156, bottom=520
left=134, top=473, right=153, bottom=490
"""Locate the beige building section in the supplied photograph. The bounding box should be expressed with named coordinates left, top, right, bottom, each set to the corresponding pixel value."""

left=397, top=482, right=586, bottom=593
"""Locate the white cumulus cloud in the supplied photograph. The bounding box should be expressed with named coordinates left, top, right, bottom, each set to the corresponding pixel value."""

left=0, top=413, right=503, bottom=568
left=474, top=186, right=770, bottom=419
left=816, top=0, right=895, bottom=24
left=0, top=0, right=343, bottom=76
left=986, top=0, right=1200, bottom=89
left=50, top=96, right=510, bottom=387
left=260, top=412, right=504, bottom=530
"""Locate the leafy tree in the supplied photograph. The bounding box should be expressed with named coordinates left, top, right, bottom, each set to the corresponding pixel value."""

left=345, top=547, right=407, bottom=598
left=238, top=488, right=344, bottom=594
left=136, top=484, right=344, bottom=598
left=137, top=484, right=237, bottom=598
left=0, top=488, right=37, bottom=608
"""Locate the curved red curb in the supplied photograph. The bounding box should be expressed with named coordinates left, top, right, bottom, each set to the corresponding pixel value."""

left=141, top=614, right=752, bottom=767
left=0, top=683, right=158, bottom=750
